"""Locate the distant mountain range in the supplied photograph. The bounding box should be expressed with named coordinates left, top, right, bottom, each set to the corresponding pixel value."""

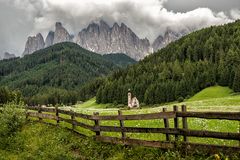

left=21, top=20, right=189, bottom=60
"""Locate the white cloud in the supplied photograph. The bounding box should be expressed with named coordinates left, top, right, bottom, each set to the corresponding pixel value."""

left=0, top=0, right=239, bottom=56
left=230, top=9, right=240, bottom=20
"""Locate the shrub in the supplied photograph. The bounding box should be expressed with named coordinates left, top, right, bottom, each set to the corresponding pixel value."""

left=177, top=97, right=184, bottom=102
left=0, top=102, right=25, bottom=149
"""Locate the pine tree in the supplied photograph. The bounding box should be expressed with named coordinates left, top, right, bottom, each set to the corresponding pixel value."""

left=233, top=67, right=240, bottom=92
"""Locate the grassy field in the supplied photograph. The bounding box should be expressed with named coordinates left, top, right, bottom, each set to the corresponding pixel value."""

left=55, top=86, right=240, bottom=147
left=2, top=122, right=237, bottom=160
left=1, top=86, right=239, bottom=159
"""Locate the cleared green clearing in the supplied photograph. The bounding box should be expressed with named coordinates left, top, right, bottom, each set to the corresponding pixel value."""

left=188, top=86, right=233, bottom=101
left=73, top=86, right=240, bottom=114
left=61, top=86, right=240, bottom=147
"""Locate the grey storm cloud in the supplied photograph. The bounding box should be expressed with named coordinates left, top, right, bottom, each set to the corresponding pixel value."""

left=0, top=0, right=239, bottom=57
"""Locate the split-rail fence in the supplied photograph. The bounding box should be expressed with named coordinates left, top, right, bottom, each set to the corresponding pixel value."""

left=25, top=105, right=240, bottom=154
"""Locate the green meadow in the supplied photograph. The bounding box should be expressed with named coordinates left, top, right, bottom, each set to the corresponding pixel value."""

left=50, top=86, right=240, bottom=147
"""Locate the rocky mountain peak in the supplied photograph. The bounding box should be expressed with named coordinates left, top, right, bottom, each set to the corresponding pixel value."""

left=55, top=22, right=63, bottom=28
left=53, top=22, right=71, bottom=44
left=21, top=21, right=190, bottom=59
left=112, top=22, right=120, bottom=29
left=76, top=20, right=151, bottom=60
left=45, top=31, right=55, bottom=47
left=100, top=20, right=110, bottom=28
left=152, top=29, right=188, bottom=52
left=23, top=33, right=45, bottom=56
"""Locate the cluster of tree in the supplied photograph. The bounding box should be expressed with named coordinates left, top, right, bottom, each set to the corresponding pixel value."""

left=27, top=88, right=77, bottom=106
left=0, top=87, right=23, bottom=104
left=0, top=42, right=136, bottom=105
left=96, top=20, right=240, bottom=104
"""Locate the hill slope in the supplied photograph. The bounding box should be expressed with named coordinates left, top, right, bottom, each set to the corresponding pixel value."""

left=0, top=42, right=135, bottom=104
left=188, top=86, right=233, bottom=101
left=96, top=20, right=240, bottom=105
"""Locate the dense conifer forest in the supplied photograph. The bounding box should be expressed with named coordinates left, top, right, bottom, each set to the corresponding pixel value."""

left=96, top=20, right=240, bottom=105
left=0, top=42, right=135, bottom=105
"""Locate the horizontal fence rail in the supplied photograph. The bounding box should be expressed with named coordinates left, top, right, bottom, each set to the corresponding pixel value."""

left=25, top=105, right=240, bottom=154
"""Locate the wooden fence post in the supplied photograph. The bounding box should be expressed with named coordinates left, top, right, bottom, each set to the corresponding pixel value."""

left=239, top=120, right=240, bottom=147
left=71, top=110, right=76, bottom=130
left=94, top=112, right=100, bottom=136
left=173, top=105, right=179, bottom=142
left=118, top=110, right=126, bottom=139
left=163, top=108, right=170, bottom=141
left=25, top=105, right=29, bottom=120
left=38, top=105, right=42, bottom=122
left=55, top=106, right=59, bottom=125
left=181, top=105, right=188, bottom=142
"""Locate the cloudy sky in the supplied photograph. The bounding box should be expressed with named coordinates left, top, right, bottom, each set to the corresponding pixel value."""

left=0, top=0, right=240, bottom=57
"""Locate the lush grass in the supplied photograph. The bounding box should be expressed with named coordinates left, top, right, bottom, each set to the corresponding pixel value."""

left=1, top=122, right=231, bottom=160
left=65, top=86, right=240, bottom=147
left=188, top=86, right=233, bottom=101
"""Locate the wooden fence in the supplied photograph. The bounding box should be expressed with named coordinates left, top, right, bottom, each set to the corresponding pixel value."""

left=25, top=105, right=240, bottom=154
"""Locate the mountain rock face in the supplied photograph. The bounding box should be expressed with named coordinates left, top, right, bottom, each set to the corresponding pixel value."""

left=152, top=29, right=188, bottom=52
left=22, top=20, right=189, bottom=59
left=23, top=33, right=45, bottom=55
left=3, top=52, right=16, bottom=59
left=53, top=22, right=71, bottom=44
left=76, top=20, right=151, bottom=60
left=45, top=31, right=54, bottom=47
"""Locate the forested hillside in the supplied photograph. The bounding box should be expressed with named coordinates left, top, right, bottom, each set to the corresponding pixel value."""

left=0, top=42, right=135, bottom=105
left=96, top=20, right=240, bottom=105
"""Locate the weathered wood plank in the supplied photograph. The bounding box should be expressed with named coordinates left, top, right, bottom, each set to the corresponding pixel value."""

left=26, top=106, right=56, bottom=113
left=27, top=112, right=57, bottom=120
left=177, top=112, right=240, bottom=120
left=40, top=107, right=56, bottom=113
left=91, top=112, right=176, bottom=120
left=74, top=112, right=92, bottom=119
left=94, top=125, right=240, bottom=140
left=95, top=136, right=175, bottom=149
left=179, top=129, right=240, bottom=140
left=95, top=125, right=179, bottom=134
left=95, top=136, right=240, bottom=153
left=26, top=106, right=39, bottom=111
left=58, top=109, right=73, bottom=115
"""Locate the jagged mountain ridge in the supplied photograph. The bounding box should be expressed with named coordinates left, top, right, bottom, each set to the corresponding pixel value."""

left=152, top=29, right=188, bottom=52
left=22, top=20, right=188, bottom=60
left=23, top=33, right=45, bottom=56
left=76, top=20, right=151, bottom=60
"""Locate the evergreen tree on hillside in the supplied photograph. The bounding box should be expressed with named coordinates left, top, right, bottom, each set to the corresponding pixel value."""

left=233, top=67, right=240, bottom=92
left=95, top=20, right=240, bottom=105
